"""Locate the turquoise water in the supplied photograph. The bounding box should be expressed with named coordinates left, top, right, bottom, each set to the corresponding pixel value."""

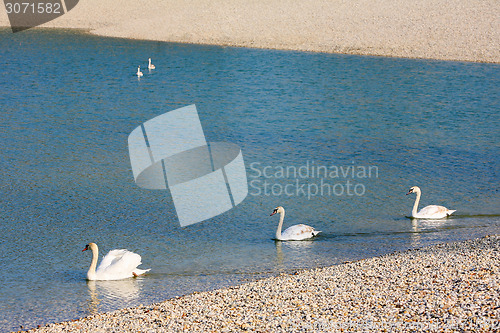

left=0, top=29, right=499, bottom=332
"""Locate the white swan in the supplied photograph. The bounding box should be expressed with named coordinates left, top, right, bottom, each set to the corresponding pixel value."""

left=148, top=58, right=155, bottom=70
left=82, top=243, right=150, bottom=281
left=406, top=186, right=456, bottom=219
left=270, top=206, right=321, bottom=241
left=137, top=66, right=143, bottom=77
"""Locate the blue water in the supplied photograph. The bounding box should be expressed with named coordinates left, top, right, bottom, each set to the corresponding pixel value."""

left=0, top=29, right=499, bottom=332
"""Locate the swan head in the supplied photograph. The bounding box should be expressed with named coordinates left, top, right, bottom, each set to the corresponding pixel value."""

left=82, top=243, right=97, bottom=252
left=270, top=206, right=285, bottom=216
left=406, top=186, right=421, bottom=195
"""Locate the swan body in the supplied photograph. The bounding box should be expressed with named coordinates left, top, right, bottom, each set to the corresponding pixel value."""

left=271, top=206, right=321, bottom=241
left=83, top=243, right=150, bottom=281
left=406, top=186, right=455, bottom=219
left=137, top=66, right=143, bottom=77
left=148, top=58, right=155, bottom=70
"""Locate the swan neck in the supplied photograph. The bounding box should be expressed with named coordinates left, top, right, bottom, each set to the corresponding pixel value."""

left=276, top=211, right=285, bottom=240
left=412, top=190, right=421, bottom=217
left=87, top=245, right=98, bottom=280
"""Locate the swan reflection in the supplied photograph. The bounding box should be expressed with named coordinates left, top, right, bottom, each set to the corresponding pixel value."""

left=86, top=279, right=141, bottom=315
left=411, top=218, right=449, bottom=230
left=410, top=218, right=450, bottom=247
left=274, top=239, right=316, bottom=267
left=410, top=219, right=421, bottom=247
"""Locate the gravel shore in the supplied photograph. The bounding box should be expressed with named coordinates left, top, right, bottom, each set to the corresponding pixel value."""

left=22, top=235, right=499, bottom=332
left=1, top=1, right=499, bottom=63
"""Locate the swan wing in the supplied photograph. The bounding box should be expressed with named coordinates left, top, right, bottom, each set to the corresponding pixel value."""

left=281, top=224, right=320, bottom=240
left=97, top=249, right=128, bottom=270
left=417, top=205, right=453, bottom=218
left=96, top=250, right=147, bottom=280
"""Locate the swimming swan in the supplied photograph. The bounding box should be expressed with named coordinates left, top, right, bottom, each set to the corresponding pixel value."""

left=137, top=66, right=143, bottom=77
left=82, top=243, right=150, bottom=281
left=271, top=206, right=321, bottom=241
left=406, top=186, right=456, bottom=219
left=148, top=58, right=155, bottom=70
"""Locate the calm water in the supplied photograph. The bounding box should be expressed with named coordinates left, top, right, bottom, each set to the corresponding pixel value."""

left=0, top=29, right=499, bottom=332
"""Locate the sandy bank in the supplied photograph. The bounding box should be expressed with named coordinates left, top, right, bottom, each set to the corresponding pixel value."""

left=1, top=0, right=499, bottom=63
left=22, top=235, right=500, bottom=332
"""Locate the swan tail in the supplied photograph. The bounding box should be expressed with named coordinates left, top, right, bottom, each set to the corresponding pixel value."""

left=447, top=210, right=456, bottom=216
left=312, top=230, right=321, bottom=236
left=132, top=268, right=150, bottom=277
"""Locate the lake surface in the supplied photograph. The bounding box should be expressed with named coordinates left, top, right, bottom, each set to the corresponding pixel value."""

left=0, top=29, right=499, bottom=332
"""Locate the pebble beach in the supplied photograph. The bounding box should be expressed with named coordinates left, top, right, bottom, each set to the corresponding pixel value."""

left=21, top=235, right=499, bottom=332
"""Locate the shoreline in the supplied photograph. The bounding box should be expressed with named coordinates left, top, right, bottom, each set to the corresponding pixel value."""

left=1, top=0, right=499, bottom=63
left=22, top=235, right=500, bottom=332
left=19, top=27, right=500, bottom=65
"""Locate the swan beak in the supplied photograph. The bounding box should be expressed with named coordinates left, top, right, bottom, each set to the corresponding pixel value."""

left=270, top=210, right=277, bottom=216
left=406, top=191, right=412, bottom=195
left=82, top=245, right=89, bottom=252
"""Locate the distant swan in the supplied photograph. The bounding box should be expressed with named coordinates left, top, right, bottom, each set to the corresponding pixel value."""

left=148, top=58, right=155, bottom=70
left=137, top=66, right=143, bottom=77
left=83, top=243, right=150, bottom=281
left=271, top=206, right=321, bottom=241
left=406, top=186, right=456, bottom=219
